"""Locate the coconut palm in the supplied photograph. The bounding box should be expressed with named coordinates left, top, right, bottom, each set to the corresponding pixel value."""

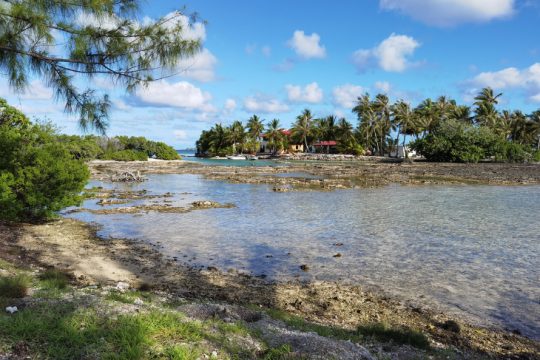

left=265, top=119, right=284, bottom=154
left=228, top=121, right=246, bottom=153
left=373, top=94, right=391, bottom=153
left=336, top=118, right=354, bottom=141
left=247, top=115, right=265, bottom=139
left=451, top=105, right=474, bottom=124
left=529, top=110, right=540, bottom=150
left=474, top=87, right=504, bottom=105
left=208, top=124, right=231, bottom=156
left=475, top=102, right=498, bottom=127
left=337, top=138, right=364, bottom=156
left=391, top=100, right=413, bottom=158
left=292, top=109, right=314, bottom=152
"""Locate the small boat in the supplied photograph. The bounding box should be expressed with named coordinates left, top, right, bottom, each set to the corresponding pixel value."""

left=249, top=156, right=258, bottom=161
left=226, top=155, right=247, bottom=160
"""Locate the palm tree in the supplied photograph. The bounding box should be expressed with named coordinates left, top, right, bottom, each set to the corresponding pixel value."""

left=337, top=138, right=364, bottom=156
left=208, top=124, right=231, bottom=156
left=313, top=116, right=337, bottom=153
left=474, top=87, right=504, bottom=105
left=265, top=119, right=283, bottom=155
left=373, top=94, right=391, bottom=154
left=475, top=102, right=498, bottom=127
left=247, top=115, right=265, bottom=139
left=451, top=105, right=474, bottom=124
left=291, top=109, right=313, bottom=152
left=530, top=110, right=540, bottom=150
left=391, top=100, right=413, bottom=158
left=228, top=121, right=246, bottom=153
left=336, top=118, right=354, bottom=141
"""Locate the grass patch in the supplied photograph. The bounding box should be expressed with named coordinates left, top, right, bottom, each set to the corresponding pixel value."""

left=38, top=270, right=68, bottom=290
left=0, top=274, right=32, bottom=298
left=106, top=292, right=136, bottom=304
left=7, top=248, right=20, bottom=255
left=0, top=305, right=205, bottom=359
left=263, top=344, right=292, bottom=359
left=356, top=322, right=430, bottom=350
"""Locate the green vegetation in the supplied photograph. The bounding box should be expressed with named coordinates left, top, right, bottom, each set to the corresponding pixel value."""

left=0, top=274, right=32, bottom=298
left=356, top=322, right=430, bottom=350
left=0, top=100, right=90, bottom=222
left=196, top=87, right=540, bottom=161
left=37, top=270, right=68, bottom=290
left=0, top=0, right=204, bottom=134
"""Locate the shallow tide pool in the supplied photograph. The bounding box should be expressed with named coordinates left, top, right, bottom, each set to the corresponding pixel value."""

left=64, top=174, right=540, bottom=340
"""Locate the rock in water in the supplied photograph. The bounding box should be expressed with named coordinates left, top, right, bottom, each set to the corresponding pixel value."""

left=334, top=253, right=342, bottom=258
left=300, top=264, right=310, bottom=271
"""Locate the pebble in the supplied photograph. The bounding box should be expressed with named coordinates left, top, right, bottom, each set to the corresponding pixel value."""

left=116, top=282, right=130, bottom=290
left=133, top=298, right=144, bottom=305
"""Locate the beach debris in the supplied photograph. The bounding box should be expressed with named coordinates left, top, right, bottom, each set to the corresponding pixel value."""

left=116, top=282, right=130, bottom=290
left=207, top=266, right=218, bottom=272
left=5, top=306, right=18, bottom=314
left=334, top=243, right=344, bottom=246
left=300, top=264, right=310, bottom=271
left=13, top=341, right=32, bottom=357
left=111, top=168, right=147, bottom=182
left=133, top=298, right=144, bottom=306
left=334, top=253, right=342, bottom=258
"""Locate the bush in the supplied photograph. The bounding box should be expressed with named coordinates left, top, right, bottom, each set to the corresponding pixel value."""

left=0, top=274, right=32, bottom=298
left=410, top=119, right=539, bottom=163
left=57, top=135, right=104, bottom=160
left=0, top=122, right=90, bottom=221
left=100, top=149, right=148, bottom=161
left=153, top=142, right=181, bottom=160
left=356, top=322, right=430, bottom=350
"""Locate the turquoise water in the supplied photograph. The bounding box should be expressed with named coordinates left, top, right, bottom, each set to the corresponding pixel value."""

left=65, top=175, right=540, bottom=339
left=183, top=157, right=289, bottom=167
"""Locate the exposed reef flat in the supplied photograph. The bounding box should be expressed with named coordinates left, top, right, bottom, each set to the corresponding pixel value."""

left=88, top=158, right=540, bottom=187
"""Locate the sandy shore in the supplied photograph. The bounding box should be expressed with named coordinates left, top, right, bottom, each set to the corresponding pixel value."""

left=2, top=213, right=540, bottom=358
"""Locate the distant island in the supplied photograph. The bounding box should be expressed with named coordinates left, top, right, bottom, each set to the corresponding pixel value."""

left=178, top=148, right=196, bottom=151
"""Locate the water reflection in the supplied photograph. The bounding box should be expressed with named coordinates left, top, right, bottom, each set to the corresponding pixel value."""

left=65, top=174, right=540, bottom=339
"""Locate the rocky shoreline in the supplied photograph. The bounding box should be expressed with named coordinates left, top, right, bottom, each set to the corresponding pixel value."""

left=2, top=213, right=540, bottom=359
left=88, top=159, right=540, bottom=186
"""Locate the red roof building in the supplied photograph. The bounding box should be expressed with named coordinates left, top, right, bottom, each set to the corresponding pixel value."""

left=313, top=141, right=337, bottom=146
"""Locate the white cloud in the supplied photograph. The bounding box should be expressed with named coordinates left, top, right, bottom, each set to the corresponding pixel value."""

left=176, top=49, right=222, bottom=82
left=371, top=81, right=423, bottom=101
left=115, top=99, right=132, bottom=112
left=243, top=93, right=290, bottom=114
left=223, top=99, right=237, bottom=115
left=135, top=79, right=217, bottom=111
left=331, top=84, right=366, bottom=108
left=272, top=58, right=296, bottom=72
left=331, top=82, right=422, bottom=108
left=142, top=12, right=206, bottom=41
left=334, top=109, right=347, bottom=119
left=262, top=45, right=271, bottom=57
left=14, top=104, right=57, bottom=114
left=380, top=0, right=516, bottom=27
left=459, top=63, right=540, bottom=103
left=17, top=80, right=53, bottom=100
left=352, top=33, right=423, bottom=73
left=285, top=82, right=324, bottom=104
left=246, top=43, right=257, bottom=54
left=173, top=130, right=187, bottom=140
left=286, top=30, right=327, bottom=60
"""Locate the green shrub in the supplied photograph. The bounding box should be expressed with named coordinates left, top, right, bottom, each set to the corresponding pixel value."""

left=356, top=322, right=430, bottom=350
left=0, top=274, right=32, bottom=298
left=0, top=121, right=90, bottom=222
left=100, top=149, right=148, bottom=161
left=154, top=142, right=181, bottom=160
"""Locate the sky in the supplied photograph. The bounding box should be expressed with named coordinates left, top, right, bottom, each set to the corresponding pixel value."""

left=2, top=0, right=540, bottom=148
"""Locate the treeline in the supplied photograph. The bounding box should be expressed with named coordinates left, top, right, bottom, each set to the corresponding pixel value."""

left=57, top=135, right=181, bottom=161
left=196, top=87, right=540, bottom=162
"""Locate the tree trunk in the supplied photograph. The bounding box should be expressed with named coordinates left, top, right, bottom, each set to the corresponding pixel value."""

left=402, top=123, right=408, bottom=159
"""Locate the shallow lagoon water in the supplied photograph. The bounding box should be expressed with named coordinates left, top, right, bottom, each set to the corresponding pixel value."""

left=65, top=174, right=540, bottom=340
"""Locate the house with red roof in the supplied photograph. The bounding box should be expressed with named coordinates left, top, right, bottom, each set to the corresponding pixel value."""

left=313, top=141, right=338, bottom=153
left=259, top=130, right=304, bottom=154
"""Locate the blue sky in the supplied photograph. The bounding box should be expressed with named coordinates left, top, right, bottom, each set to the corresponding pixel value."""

left=2, top=0, right=540, bottom=148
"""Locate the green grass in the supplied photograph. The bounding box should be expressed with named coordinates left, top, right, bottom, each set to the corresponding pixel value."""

left=0, top=274, right=32, bottom=298
left=356, top=322, right=430, bottom=350
left=0, top=305, right=205, bottom=359
left=38, top=270, right=68, bottom=290
left=262, top=344, right=293, bottom=359
left=7, top=248, right=20, bottom=255
left=106, top=292, right=136, bottom=304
